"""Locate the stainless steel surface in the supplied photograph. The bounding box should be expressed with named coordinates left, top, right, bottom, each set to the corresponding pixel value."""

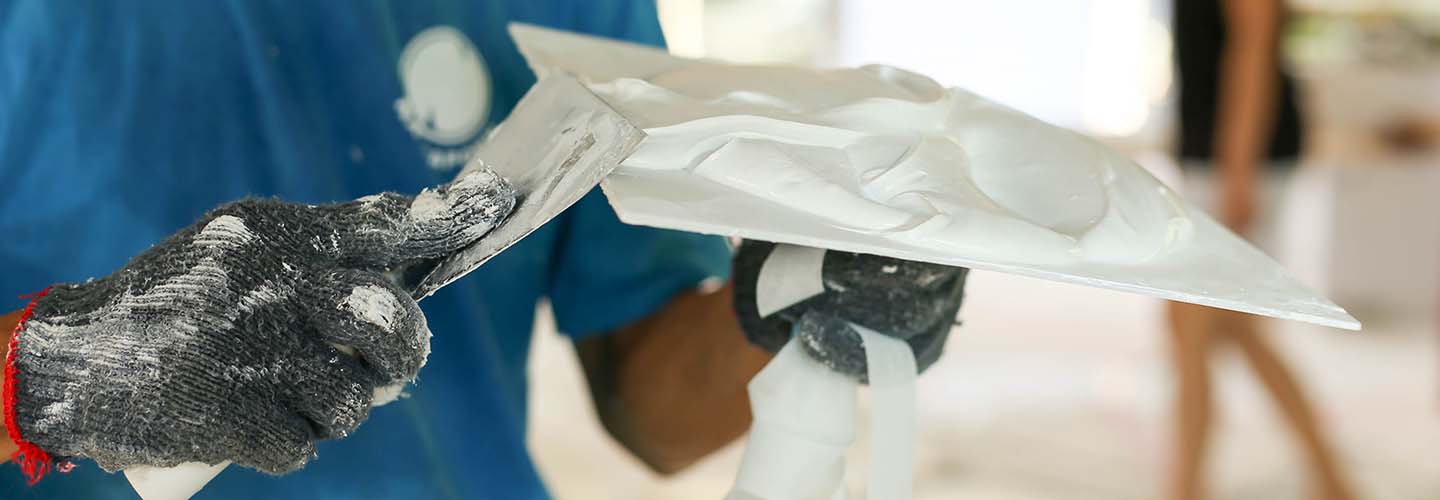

left=405, top=75, right=646, bottom=299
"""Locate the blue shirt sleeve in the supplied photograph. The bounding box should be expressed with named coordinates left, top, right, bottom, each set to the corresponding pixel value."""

left=548, top=190, right=732, bottom=340
left=545, top=0, right=730, bottom=339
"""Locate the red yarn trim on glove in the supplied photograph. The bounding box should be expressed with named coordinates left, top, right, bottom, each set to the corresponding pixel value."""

left=5, top=286, right=54, bottom=485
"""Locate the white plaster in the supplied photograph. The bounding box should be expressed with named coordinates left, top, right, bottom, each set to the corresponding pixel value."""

left=193, top=216, right=255, bottom=249
left=342, top=285, right=401, bottom=333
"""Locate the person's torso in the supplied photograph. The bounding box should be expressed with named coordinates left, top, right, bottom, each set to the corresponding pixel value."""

left=0, top=1, right=655, bottom=498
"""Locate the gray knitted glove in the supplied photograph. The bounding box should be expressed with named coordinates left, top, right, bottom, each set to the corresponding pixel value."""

left=5, top=168, right=514, bottom=478
left=732, top=241, right=968, bottom=381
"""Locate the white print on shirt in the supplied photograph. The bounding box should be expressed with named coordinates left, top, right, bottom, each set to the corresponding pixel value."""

left=394, top=26, right=492, bottom=171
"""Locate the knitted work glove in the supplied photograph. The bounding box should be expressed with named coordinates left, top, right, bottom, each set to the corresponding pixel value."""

left=3, top=168, right=514, bottom=480
left=732, top=241, right=968, bottom=381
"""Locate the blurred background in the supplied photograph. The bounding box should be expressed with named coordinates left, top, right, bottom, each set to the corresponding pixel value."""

left=528, top=0, right=1440, bottom=498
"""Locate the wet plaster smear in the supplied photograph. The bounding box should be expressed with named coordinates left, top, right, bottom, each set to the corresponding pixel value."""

left=588, top=64, right=1195, bottom=266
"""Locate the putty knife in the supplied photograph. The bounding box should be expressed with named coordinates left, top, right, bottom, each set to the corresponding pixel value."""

left=122, top=74, right=645, bottom=500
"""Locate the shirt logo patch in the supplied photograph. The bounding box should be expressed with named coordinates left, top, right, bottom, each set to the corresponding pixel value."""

left=394, top=26, right=491, bottom=170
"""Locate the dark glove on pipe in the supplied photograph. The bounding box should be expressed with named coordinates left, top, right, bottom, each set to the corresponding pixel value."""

left=5, top=167, right=514, bottom=478
left=732, top=241, right=968, bottom=381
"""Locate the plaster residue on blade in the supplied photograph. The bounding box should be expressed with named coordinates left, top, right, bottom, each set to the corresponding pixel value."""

left=406, top=75, right=645, bottom=299
left=421, top=131, right=596, bottom=293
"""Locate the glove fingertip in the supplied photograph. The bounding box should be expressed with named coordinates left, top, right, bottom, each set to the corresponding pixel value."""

left=400, top=166, right=517, bottom=258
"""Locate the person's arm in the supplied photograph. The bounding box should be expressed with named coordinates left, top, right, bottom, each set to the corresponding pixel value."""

left=574, top=242, right=968, bottom=475
left=575, top=282, right=770, bottom=474
left=1215, top=0, right=1284, bottom=233
left=0, top=309, right=18, bottom=462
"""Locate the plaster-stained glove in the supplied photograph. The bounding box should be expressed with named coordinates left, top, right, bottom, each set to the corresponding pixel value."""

left=732, top=241, right=968, bottom=381
left=4, top=168, right=515, bottom=480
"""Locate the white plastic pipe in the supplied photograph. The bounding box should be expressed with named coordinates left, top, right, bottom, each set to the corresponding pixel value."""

left=855, top=324, right=917, bottom=500
left=727, top=338, right=857, bottom=500
left=726, top=329, right=918, bottom=500
left=124, top=461, right=229, bottom=500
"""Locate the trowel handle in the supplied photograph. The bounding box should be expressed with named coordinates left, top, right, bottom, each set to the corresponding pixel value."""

left=124, top=461, right=230, bottom=500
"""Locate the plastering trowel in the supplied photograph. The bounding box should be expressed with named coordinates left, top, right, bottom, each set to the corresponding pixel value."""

left=122, top=74, right=645, bottom=500
left=507, top=23, right=1362, bottom=500
left=509, top=22, right=1359, bottom=331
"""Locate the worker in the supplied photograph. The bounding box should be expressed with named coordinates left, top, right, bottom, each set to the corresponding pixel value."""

left=0, top=1, right=969, bottom=499
left=1169, top=0, right=1354, bottom=498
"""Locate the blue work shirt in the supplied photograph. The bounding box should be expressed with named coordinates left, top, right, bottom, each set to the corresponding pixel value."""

left=0, top=1, right=730, bottom=499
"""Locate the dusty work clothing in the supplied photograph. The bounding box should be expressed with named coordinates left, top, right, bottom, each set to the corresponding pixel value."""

left=0, top=1, right=730, bottom=499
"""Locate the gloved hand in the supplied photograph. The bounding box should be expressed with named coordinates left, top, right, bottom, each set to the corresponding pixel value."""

left=4, top=168, right=515, bottom=478
left=732, top=241, right=968, bottom=381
